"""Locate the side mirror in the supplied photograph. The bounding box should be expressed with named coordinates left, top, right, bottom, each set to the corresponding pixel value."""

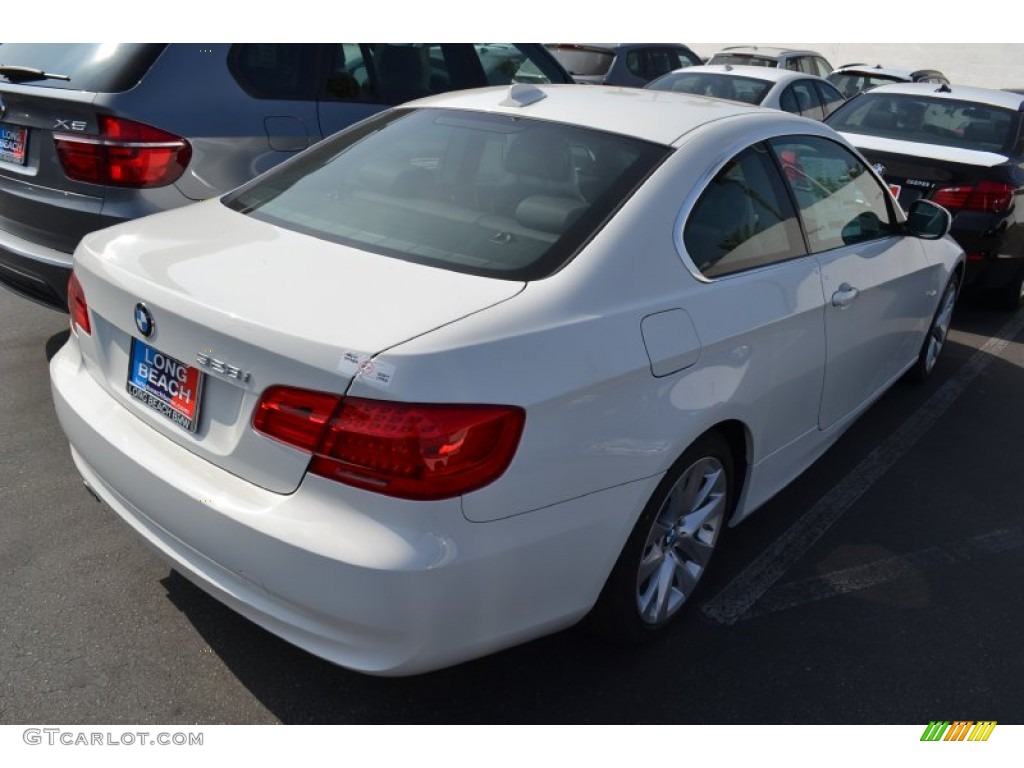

left=905, top=199, right=952, bottom=240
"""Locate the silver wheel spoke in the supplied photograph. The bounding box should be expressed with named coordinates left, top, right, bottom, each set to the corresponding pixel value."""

left=637, top=544, right=665, bottom=584
left=674, top=531, right=716, bottom=568
left=673, top=557, right=701, bottom=598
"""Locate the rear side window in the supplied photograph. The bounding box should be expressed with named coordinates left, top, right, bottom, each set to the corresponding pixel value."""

left=683, top=144, right=806, bottom=277
left=827, top=94, right=1017, bottom=153
left=322, top=44, right=473, bottom=104
left=0, top=43, right=164, bottom=92
left=228, top=44, right=320, bottom=100
left=781, top=81, right=824, bottom=120
left=815, top=81, right=845, bottom=116
left=223, top=108, right=668, bottom=281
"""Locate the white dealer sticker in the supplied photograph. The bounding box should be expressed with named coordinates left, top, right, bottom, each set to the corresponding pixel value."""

left=337, top=351, right=395, bottom=389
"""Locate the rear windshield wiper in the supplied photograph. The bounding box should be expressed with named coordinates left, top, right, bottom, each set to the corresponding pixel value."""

left=0, top=65, right=71, bottom=83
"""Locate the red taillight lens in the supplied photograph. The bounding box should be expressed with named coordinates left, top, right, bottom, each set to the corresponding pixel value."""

left=933, top=181, right=1015, bottom=213
left=67, top=271, right=90, bottom=335
left=54, top=115, right=191, bottom=188
left=252, top=386, right=341, bottom=453
left=253, top=388, right=525, bottom=500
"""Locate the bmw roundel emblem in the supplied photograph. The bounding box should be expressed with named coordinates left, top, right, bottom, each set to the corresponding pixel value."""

left=134, top=303, right=154, bottom=338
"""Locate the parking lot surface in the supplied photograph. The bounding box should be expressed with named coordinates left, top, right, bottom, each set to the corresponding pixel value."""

left=1, top=288, right=1022, bottom=724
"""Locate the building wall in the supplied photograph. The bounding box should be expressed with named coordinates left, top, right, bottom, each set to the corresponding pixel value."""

left=689, top=44, right=1024, bottom=91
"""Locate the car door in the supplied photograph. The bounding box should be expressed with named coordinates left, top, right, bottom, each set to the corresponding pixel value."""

left=770, top=135, right=938, bottom=430
left=681, top=142, right=826, bottom=461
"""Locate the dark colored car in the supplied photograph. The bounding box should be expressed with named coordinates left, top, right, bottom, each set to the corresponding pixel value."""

left=827, top=64, right=949, bottom=98
left=546, top=43, right=701, bottom=87
left=827, top=83, right=1024, bottom=307
left=0, top=43, right=572, bottom=310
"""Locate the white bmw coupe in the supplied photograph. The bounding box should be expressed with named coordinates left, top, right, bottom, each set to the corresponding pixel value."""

left=52, top=83, right=963, bottom=675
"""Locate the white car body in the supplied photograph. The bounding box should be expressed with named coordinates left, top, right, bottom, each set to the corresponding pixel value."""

left=51, top=84, right=964, bottom=675
left=646, top=64, right=845, bottom=120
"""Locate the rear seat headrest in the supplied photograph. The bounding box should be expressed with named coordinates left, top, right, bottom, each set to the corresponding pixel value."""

left=358, top=160, right=432, bottom=197
left=515, top=195, right=588, bottom=234
left=505, top=132, right=573, bottom=181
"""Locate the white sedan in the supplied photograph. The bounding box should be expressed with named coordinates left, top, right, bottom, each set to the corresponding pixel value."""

left=646, top=64, right=847, bottom=120
left=52, top=83, right=963, bottom=675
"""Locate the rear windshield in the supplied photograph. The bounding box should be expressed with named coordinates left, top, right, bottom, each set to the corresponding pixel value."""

left=708, top=54, right=777, bottom=68
left=648, top=72, right=772, bottom=105
left=548, top=46, right=614, bottom=77
left=827, top=94, right=1017, bottom=154
left=827, top=72, right=904, bottom=98
left=0, top=43, right=164, bottom=92
left=223, top=108, right=668, bottom=281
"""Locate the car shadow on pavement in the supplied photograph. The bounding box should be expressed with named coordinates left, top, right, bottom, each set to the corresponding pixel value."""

left=46, top=329, right=70, bottom=362
left=158, top=568, right=723, bottom=724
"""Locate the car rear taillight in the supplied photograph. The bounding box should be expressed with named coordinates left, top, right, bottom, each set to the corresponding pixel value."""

left=54, top=115, right=192, bottom=188
left=253, top=387, right=525, bottom=500
left=932, top=181, right=1016, bottom=213
left=67, top=271, right=90, bottom=335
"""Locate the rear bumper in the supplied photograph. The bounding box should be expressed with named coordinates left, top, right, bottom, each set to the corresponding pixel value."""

left=0, top=226, right=72, bottom=310
left=951, top=213, right=1023, bottom=291
left=50, top=333, right=648, bottom=675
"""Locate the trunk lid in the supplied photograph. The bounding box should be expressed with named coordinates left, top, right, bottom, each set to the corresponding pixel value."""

left=72, top=200, right=525, bottom=493
left=840, top=131, right=1012, bottom=209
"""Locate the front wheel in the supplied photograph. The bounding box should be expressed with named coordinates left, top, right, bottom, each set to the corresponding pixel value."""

left=589, top=432, right=734, bottom=644
left=908, top=273, right=959, bottom=383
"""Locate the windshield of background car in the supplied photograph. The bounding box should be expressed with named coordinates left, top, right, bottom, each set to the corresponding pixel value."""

left=547, top=46, right=614, bottom=76
left=648, top=72, right=772, bottom=104
left=0, top=43, right=164, bottom=92
left=223, top=108, right=668, bottom=281
left=827, top=94, right=1018, bottom=154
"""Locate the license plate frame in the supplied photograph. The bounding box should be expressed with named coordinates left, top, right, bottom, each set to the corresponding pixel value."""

left=126, top=337, right=204, bottom=433
left=0, top=121, right=28, bottom=165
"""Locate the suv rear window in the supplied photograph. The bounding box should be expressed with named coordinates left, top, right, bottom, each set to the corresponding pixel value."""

left=223, top=108, right=667, bottom=281
left=0, top=43, right=164, bottom=92
left=708, top=54, right=777, bottom=68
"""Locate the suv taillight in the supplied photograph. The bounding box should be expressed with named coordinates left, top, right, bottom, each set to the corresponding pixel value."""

left=54, top=115, right=192, bottom=188
left=932, top=181, right=1016, bottom=213
left=68, top=271, right=90, bottom=335
left=253, top=386, right=525, bottom=500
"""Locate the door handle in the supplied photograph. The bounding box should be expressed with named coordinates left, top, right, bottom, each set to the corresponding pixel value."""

left=831, top=283, right=859, bottom=307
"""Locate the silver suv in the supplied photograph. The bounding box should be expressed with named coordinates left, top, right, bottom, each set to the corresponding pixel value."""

left=0, top=43, right=571, bottom=310
left=707, top=46, right=833, bottom=78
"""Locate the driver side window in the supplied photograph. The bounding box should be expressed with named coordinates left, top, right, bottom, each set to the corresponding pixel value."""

left=770, top=136, right=897, bottom=253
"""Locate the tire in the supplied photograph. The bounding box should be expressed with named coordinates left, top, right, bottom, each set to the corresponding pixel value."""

left=590, top=432, right=734, bottom=645
left=908, top=273, right=959, bottom=383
